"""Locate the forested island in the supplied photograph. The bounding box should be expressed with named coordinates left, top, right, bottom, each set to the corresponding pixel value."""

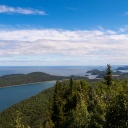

left=0, top=72, right=68, bottom=88
left=0, top=64, right=128, bottom=128
left=1, top=65, right=128, bottom=88
left=116, top=66, right=128, bottom=70
left=87, top=69, right=128, bottom=79
left=0, top=71, right=92, bottom=88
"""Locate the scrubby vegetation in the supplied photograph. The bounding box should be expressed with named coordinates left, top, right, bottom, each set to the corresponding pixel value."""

left=0, top=65, right=128, bottom=128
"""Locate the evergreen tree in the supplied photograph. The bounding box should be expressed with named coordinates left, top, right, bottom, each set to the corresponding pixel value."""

left=69, top=85, right=90, bottom=128
left=50, top=79, right=128, bottom=128
left=70, top=78, right=73, bottom=86
left=88, top=82, right=107, bottom=128
left=69, top=77, right=73, bottom=93
left=104, top=64, right=112, bottom=86
left=51, top=81, right=65, bottom=127
left=105, top=92, right=128, bottom=128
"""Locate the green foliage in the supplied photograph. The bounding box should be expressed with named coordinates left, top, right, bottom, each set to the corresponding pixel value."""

left=104, top=64, right=112, bottom=86
left=11, top=110, right=30, bottom=128
left=1, top=68, right=128, bottom=128
left=51, top=77, right=128, bottom=128
left=0, top=87, right=55, bottom=128
left=105, top=84, right=128, bottom=128
left=0, top=72, right=67, bottom=87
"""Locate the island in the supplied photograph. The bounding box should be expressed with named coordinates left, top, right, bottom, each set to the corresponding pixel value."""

left=86, top=69, right=126, bottom=79
left=0, top=72, right=90, bottom=88
left=0, top=72, right=67, bottom=87
left=116, top=66, right=128, bottom=70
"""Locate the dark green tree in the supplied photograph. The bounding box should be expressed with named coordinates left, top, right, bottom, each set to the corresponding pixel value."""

left=104, top=64, right=112, bottom=86
left=105, top=92, right=128, bottom=128
left=68, top=84, right=90, bottom=128
left=70, top=77, right=73, bottom=85
left=51, top=81, right=66, bottom=127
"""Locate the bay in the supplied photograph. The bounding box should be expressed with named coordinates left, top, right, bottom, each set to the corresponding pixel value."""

left=0, top=66, right=106, bottom=76
left=0, top=65, right=121, bottom=112
left=0, top=66, right=120, bottom=77
left=0, top=81, right=56, bottom=112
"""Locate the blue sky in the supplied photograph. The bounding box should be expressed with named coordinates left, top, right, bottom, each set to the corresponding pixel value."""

left=0, top=0, right=128, bottom=66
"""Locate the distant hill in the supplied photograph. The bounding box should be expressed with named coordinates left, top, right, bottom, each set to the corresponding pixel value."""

left=1, top=68, right=128, bottom=88
left=116, top=66, right=128, bottom=70
left=87, top=69, right=105, bottom=77
left=0, top=72, right=92, bottom=88
left=0, top=72, right=67, bottom=87
left=86, top=69, right=126, bottom=79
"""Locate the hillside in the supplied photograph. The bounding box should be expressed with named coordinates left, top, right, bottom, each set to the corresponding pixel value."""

left=0, top=78, right=128, bottom=128
left=0, top=72, right=67, bottom=87
left=0, top=86, right=55, bottom=128
left=0, top=65, right=128, bottom=127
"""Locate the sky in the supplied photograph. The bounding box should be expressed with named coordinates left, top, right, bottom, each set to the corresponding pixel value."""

left=0, top=0, right=128, bottom=66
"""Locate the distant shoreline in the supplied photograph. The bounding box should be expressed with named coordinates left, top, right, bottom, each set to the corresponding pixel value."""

left=0, top=79, right=70, bottom=89
left=0, top=80, right=57, bottom=89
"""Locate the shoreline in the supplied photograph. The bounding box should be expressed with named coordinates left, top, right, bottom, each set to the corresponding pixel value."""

left=0, top=80, right=57, bottom=89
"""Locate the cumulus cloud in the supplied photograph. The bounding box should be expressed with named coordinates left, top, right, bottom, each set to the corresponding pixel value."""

left=0, top=5, right=46, bottom=15
left=0, top=28, right=128, bottom=65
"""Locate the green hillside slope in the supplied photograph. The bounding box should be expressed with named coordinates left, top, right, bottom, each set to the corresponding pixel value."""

left=0, top=86, right=55, bottom=128
left=0, top=66, right=128, bottom=128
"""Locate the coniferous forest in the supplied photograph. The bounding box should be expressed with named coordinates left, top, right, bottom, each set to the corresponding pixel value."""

left=0, top=65, right=128, bottom=128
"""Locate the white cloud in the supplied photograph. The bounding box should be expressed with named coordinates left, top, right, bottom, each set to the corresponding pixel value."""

left=0, top=28, right=128, bottom=65
left=119, top=25, right=128, bottom=32
left=0, top=29, right=113, bottom=42
left=0, top=5, right=46, bottom=15
left=106, top=30, right=116, bottom=35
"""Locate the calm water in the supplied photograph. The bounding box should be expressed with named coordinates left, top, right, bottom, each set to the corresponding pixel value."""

left=0, top=66, right=120, bottom=79
left=0, top=66, right=110, bottom=76
left=0, top=81, right=56, bottom=112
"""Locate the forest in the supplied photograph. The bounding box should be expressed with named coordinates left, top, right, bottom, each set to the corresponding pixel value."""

left=0, top=71, right=92, bottom=88
left=0, top=65, right=128, bottom=128
left=0, top=72, right=67, bottom=87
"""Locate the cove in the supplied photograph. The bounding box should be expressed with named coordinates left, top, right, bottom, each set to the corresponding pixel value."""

left=0, top=81, right=56, bottom=112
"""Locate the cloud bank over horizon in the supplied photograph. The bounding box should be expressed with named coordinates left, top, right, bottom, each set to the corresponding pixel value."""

left=0, top=27, right=128, bottom=65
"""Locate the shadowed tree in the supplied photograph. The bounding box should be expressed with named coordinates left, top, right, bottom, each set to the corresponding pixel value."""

left=104, top=64, right=112, bottom=86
